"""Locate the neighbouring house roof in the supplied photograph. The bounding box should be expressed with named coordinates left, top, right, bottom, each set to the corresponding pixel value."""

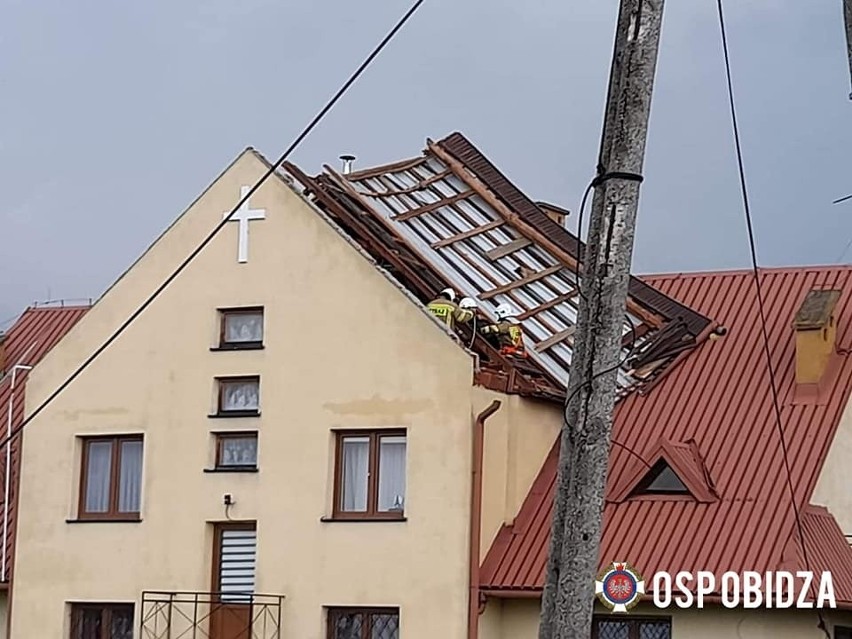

left=284, top=133, right=711, bottom=400
left=480, top=266, right=852, bottom=607
left=0, top=304, right=89, bottom=582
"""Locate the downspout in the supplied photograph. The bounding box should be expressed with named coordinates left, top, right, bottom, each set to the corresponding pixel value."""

left=469, top=399, right=502, bottom=639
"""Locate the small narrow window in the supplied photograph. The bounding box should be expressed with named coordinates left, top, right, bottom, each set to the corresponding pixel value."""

left=333, top=431, right=406, bottom=519
left=70, top=603, right=134, bottom=639
left=217, top=377, right=260, bottom=416
left=327, top=607, right=399, bottom=639
left=631, top=460, right=689, bottom=496
left=79, top=436, right=143, bottom=520
left=836, top=627, right=852, bottom=639
left=216, top=432, right=258, bottom=469
left=219, top=307, right=264, bottom=349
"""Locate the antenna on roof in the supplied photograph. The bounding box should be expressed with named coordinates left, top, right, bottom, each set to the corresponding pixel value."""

left=339, top=154, right=356, bottom=175
left=833, top=193, right=852, bottom=205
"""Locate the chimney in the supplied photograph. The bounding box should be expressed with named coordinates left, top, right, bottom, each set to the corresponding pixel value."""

left=0, top=332, right=6, bottom=375
left=793, top=289, right=841, bottom=385
left=339, top=155, right=356, bottom=175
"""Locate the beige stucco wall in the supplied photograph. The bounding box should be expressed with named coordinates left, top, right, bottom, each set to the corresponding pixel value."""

left=813, top=387, right=852, bottom=536
left=476, top=388, right=560, bottom=560
left=480, top=598, right=852, bottom=639
left=11, top=150, right=487, bottom=638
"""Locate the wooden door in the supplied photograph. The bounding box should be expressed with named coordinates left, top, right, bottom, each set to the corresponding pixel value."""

left=210, top=522, right=256, bottom=639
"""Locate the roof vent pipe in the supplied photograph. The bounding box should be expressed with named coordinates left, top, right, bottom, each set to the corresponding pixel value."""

left=339, top=155, right=356, bottom=175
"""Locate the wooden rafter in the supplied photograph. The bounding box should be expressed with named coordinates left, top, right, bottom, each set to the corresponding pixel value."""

left=391, top=190, right=475, bottom=222
left=485, top=238, right=533, bottom=260
left=534, top=326, right=577, bottom=353
left=431, top=220, right=503, bottom=249
left=517, top=290, right=578, bottom=320
left=481, top=265, right=563, bottom=300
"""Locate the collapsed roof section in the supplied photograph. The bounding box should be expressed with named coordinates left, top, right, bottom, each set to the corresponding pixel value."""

left=285, top=132, right=711, bottom=399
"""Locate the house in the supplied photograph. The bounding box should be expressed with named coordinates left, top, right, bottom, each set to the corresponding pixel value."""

left=6, top=133, right=852, bottom=638
left=0, top=303, right=89, bottom=638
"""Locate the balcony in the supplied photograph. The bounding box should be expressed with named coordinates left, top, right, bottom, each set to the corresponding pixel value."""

left=140, top=591, right=284, bottom=639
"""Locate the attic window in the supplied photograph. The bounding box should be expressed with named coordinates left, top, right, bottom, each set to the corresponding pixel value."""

left=631, top=460, right=689, bottom=496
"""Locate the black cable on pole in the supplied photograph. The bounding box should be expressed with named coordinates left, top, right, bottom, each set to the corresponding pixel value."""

left=0, top=0, right=427, bottom=451
left=715, top=1, right=828, bottom=633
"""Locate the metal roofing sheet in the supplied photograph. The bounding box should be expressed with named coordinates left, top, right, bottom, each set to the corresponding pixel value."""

left=480, top=266, right=852, bottom=606
left=0, top=305, right=88, bottom=582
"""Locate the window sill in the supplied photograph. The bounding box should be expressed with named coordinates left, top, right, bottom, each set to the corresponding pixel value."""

left=208, top=411, right=261, bottom=419
left=203, top=467, right=259, bottom=474
left=66, top=517, right=142, bottom=524
left=209, top=344, right=265, bottom=352
left=320, top=515, right=407, bottom=523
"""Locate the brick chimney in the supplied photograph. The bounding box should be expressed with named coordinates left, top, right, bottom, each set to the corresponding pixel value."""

left=793, top=289, right=841, bottom=386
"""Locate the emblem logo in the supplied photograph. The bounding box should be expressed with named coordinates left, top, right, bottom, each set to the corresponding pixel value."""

left=595, top=561, right=645, bottom=613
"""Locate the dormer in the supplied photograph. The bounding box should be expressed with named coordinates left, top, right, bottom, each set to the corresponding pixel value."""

left=609, top=438, right=717, bottom=504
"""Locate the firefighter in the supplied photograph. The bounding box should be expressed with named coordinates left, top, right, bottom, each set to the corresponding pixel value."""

left=427, top=288, right=475, bottom=330
left=481, top=303, right=527, bottom=357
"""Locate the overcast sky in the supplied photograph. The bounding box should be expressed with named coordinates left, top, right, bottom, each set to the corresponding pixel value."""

left=2, top=0, right=851, bottom=325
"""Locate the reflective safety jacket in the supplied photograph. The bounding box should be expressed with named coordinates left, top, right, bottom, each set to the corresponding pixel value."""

left=427, top=298, right=474, bottom=330
left=481, top=319, right=527, bottom=357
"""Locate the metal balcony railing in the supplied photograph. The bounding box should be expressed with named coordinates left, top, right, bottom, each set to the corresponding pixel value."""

left=140, top=591, right=284, bottom=639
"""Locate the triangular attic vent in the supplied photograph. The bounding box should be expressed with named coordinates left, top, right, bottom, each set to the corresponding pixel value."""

left=631, top=460, right=689, bottom=496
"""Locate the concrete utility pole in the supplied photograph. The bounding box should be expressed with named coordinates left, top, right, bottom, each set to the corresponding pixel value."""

left=538, top=1, right=665, bottom=638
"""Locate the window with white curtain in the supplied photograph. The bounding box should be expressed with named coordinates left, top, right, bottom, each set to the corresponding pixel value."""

left=80, top=436, right=143, bottom=520
left=216, top=432, right=258, bottom=468
left=219, top=308, right=264, bottom=349
left=334, top=431, right=406, bottom=519
left=217, top=377, right=260, bottom=415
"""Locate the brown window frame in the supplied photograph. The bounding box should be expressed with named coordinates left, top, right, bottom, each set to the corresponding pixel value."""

left=215, top=431, right=259, bottom=469
left=591, top=615, right=672, bottom=639
left=69, top=602, right=134, bottom=639
left=836, top=626, right=852, bottom=639
left=327, top=607, right=399, bottom=639
left=216, top=376, right=261, bottom=417
left=78, top=436, right=143, bottom=521
left=218, top=307, right=264, bottom=350
left=332, top=430, right=406, bottom=520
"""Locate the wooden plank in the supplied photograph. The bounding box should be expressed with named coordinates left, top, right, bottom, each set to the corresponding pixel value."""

left=485, top=238, right=532, bottom=260
left=431, top=220, right=503, bottom=249
left=391, top=190, right=475, bottom=222
left=518, top=290, right=578, bottom=320
left=534, top=326, right=577, bottom=353
left=480, top=265, right=563, bottom=300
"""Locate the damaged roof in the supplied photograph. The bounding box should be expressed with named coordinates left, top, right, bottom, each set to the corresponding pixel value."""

left=479, top=266, right=852, bottom=607
left=284, top=132, right=711, bottom=399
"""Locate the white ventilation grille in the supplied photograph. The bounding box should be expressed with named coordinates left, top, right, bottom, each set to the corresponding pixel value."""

left=219, top=528, right=256, bottom=602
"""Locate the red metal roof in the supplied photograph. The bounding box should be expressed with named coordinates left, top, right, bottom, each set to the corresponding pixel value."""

left=480, top=266, right=852, bottom=606
left=0, top=305, right=88, bottom=582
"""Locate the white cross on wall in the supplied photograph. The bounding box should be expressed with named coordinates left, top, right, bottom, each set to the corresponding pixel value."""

left=223, top=185, right=266, bottom=263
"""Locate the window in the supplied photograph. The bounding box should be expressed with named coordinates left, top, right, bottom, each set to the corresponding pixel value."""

left=592, top=616, right=671, bottom=639
left=631, top=460, right=689, bottom=496
left=79, top=437, right=143, bottom=520
left=213, top=523, right=257, bottom=603
left=217, top=377, right=260, bottom=416
left=837, top=627, right=852, bottom=639
left=327, top=607, right=399, bottom=639
left=70, top=603, right=133, bottom=639
left=333, top=431, right=406, bottom=519
left=219, top=307, right=264, bottom=349
left=215, top=432, right=258, bottom=469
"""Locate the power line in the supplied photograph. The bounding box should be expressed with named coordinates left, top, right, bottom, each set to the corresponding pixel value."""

left=715, top=1, right=828, bottom=634
left=0, top=0, right=426, bottom=451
